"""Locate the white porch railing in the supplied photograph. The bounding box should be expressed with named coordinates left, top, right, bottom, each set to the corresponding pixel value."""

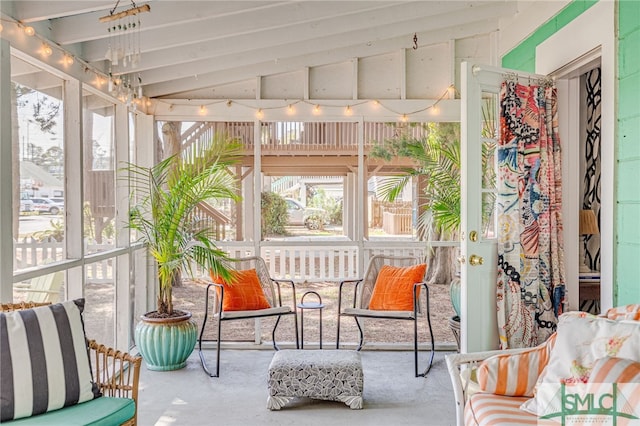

left=14, top=239, right=115, bottom=283
left=15, top=239, right=456, bottom=284
left=214, top=240, right=453, bottom=282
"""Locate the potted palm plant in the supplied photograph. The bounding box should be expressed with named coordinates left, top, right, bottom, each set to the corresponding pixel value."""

left=127, top=133, right=241, bottom=371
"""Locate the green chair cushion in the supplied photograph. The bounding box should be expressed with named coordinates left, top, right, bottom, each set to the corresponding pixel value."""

left=3, top=397, right=135, bottom=426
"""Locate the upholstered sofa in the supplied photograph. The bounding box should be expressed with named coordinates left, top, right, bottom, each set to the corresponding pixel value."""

left=0, top=301, right=141, bottom=425
left=446, top=305, right=640, bottom=426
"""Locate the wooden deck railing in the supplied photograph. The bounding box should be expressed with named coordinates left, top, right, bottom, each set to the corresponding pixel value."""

left=180, top=121, right=428, bottom=156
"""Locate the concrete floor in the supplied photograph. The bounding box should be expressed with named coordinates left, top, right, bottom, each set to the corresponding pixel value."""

left=136, top=348, right=457, bottom=426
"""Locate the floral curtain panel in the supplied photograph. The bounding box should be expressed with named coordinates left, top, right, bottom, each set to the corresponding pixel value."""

left=496, top=80, right=566, bottom=349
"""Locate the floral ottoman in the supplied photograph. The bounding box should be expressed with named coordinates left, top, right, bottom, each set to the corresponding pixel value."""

left=267, top=349, right=364, bottom=410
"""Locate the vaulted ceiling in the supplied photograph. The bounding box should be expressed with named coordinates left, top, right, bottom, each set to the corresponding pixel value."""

left=2, top=1, right=524, bottom=100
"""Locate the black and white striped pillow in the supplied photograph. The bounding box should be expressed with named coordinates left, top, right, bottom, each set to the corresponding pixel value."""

left=0, top=299, right=100, bottom=421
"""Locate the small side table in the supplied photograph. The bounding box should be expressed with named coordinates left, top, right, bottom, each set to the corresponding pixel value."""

left=297, top=291, right=324, bottom=349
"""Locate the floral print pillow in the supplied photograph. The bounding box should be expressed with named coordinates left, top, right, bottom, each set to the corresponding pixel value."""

left=520, top=311, right=640, bottom=415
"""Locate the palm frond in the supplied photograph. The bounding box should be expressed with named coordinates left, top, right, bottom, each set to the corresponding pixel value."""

left=121, top=131, right=241, bottom=315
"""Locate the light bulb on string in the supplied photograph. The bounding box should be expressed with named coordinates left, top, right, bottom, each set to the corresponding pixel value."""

left=314, top=104, right=321, bottom=114
left=200, top=105, right=206, bottom=115
left=345, top=105, right=352, bottom=116
left=447, top=85, right=455, bottom=99
left=24, top=26, right=35, bottom=36
left=287, top=104, right=295, bottom=115
left=41, top=44, right=53, bottom=57
left=401, top=114, right=408, bottom=123
left=256, top=108, right=264, bottom=119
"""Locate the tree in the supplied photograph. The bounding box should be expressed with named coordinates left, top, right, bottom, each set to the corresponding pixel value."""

left=370, top=104, right=497, bottom=287
left=370, top=122, right=461, bottom=285
left=11, top=83, right=61, bottom=238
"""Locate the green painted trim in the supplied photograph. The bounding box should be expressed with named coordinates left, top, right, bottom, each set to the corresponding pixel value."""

left=501, top=0, right=599, bottom=72
left=616, top=0, right=640, bottom=306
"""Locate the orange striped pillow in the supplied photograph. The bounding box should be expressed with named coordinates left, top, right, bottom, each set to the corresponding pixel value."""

left=586, top=357, right=640, bottom=411
left=477, top=333, right=557, bottom=397
left=605, top=304, right=640, bottom=321
left=588, top=357, right=640, bottom=383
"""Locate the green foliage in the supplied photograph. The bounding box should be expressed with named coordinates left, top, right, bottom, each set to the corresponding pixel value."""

left=261, top=192, right=288, bottom=236
left=125, top=133, right=241, bottom=315
left=372, top=122, right=462, bottom=238
left=325, top=198, right=343, bottom=225
left=32, top=219, right=64, bottom=242
left=371, top=100, right=496, bottom=239
left=308, top=188, right=342, bottom=225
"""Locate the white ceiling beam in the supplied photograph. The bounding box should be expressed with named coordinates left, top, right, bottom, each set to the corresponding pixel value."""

left=12, top=71, right=63, bottom=91
left=145, top=18, right=500, bottom=97
left=49, top=1, right=287, bottom=44
left=79, top=1, right=440, bottom=62
left=127, top=1, right=509, bottom=82
left=8, top=1, right=114, bottom=22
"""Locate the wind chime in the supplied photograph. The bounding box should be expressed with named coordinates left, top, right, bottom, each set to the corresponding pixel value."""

left=100, top=1, right=150, bottom=106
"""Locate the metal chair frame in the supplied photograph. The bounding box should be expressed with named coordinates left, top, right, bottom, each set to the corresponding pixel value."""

left=335, top=254, right=435, bottom=377
left=198, top=256, right=299, bottom=377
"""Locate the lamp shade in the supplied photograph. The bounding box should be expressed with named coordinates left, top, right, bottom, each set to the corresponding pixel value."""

left=579, top=209, right=599, bottom=235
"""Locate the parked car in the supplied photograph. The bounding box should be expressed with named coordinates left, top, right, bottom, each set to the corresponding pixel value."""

left=284, top=198, right=327, bottom=230
left=30, top=198, right=64, bottom=215
left=20, top=199, right=34, bottom=212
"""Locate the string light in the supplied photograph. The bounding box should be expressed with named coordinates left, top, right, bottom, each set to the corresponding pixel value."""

left=447, top=85, right=455, bottom=99
left=161, top=85, right=455, bottom=122
left=199, top=105, right=206, bottom=115
left=1, top=19, right=127, bottom=104
left=41, top=44, right=53, bottom=57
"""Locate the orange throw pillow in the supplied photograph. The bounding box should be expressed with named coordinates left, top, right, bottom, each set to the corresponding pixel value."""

left=368, top=264, right=427, bottom=311
left=210, top=268, right=271, bottom=311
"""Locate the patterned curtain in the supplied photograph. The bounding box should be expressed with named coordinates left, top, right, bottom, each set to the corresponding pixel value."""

left=496, top=80, right=566, bottom=349
left=583, top=68, right=601, bottom=270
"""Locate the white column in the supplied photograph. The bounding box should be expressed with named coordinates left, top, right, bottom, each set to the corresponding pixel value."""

left=0, top=40, right=13, bottom=301
left=63, top=79, right=84, bottom=301
left=134, top=114, right=155, bottom=318
left=114, top=103, right=131, bottom=349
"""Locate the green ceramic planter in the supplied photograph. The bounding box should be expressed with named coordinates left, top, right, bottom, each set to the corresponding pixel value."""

left=449, top=276, right=461, bottom=318
left=135, top=311, right=198, bottom=371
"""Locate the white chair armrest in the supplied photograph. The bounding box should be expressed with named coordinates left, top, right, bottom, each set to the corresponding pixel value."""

left=446, top=348, right=531, bottom=426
